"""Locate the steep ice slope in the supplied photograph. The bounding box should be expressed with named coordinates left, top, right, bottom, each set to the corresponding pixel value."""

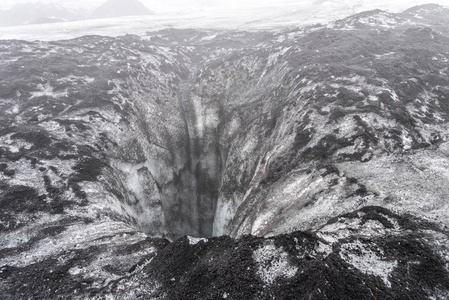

left=1, top=4, right=449, bottom=299
left=208, top=18, right=449, bottom=237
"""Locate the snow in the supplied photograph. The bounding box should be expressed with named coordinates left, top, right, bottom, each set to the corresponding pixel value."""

left=66, top=245, right=156, bottom=289
left=30, top=83, right=68, bottom=99
left=57, top=75, right=95, bottom=84
left=5, top=103, right=19, bottom=115
left=401, top=130, right=413, bottom=150
left=0, top=212, right=62, bottom=249
left=110, top=270, right=163, bottom=299
left=318, top=216, right=364, bottom=244
left=0, top=134, right=34, bottom=153
left=249, top=172, right=327, bottom=236
left=0, top=158, right=47, bottom=194
left=315, top=241, right=332, bottom=257
left=340, top=239, right=397, bottom=287
left=336, top=140, right=449, bottom=227
left=253, top=241, right=298, bottom=285
left=374, top=52, right=396, bottom=59
left=187, top=236, right=208, bottom=245
left=200, top=34, right=217, bottom=41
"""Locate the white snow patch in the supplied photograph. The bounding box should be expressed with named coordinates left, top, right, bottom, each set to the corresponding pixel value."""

left=314, top=241, right=332, bottom=257
left=316, top=212, right=401, bottom=246
left=336, top=145, right=449, bottom=228
left=0, top=158, right=47, bottom=195
left=57, top=75, right=95, bottom=84
left=0, top=133, right=34, bottom=153
left=374, top=52, right=396, bottom=59
left=253, top=241, right=297, bottom=285
left=68, top=266, right=83, bottom=276
left=187, top=236, right=208, bottom=245
left=67, top=245, right=156, bottom=287
left=0, top=212, right=62, bottom=249
left=200, top=34, right=218, bottom=41
left=402, top=131, right=413, bottom=150
left=40, top=120, right=67, bottom=135
left=30, top=83, right=68, bottom=99
left=340, top=240, right=397, bottom=287
left=317, top=217, right=363, bottom=244
left=5, top=104, right=20, bottom=115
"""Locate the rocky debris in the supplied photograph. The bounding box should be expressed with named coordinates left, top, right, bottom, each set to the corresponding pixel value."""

left=1, top=207, right=448, bottom=299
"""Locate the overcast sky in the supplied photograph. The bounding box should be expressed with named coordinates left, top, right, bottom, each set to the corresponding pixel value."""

left=0, top=0, right=304, bottom=11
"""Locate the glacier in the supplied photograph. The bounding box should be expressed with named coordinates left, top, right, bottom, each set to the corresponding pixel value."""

left=0, top=4, right=449, bottom=299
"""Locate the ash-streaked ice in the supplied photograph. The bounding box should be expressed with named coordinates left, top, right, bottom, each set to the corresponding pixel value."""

left=1, top=1, right=449, bottom=299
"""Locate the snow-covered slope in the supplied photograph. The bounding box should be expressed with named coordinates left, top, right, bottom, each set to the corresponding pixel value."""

left=1, top=4, right=449, bottom=299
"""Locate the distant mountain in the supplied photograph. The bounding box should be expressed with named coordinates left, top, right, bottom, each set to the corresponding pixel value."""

left=401, top=4, right=449, bottom=34
left=89, top=0, right=152, bottom=19
left=0, top=2, right=86, bottom=27
left=329, top=9, right=404, bottom=30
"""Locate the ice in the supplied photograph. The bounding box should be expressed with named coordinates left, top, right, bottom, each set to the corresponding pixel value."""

left=213, top=194, right=241, bottom=236
left=0, top=220, right=145, bottom=267
left=107, top=159, right=166, bottom=235
left=0, top=212, right=62, bottom=249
